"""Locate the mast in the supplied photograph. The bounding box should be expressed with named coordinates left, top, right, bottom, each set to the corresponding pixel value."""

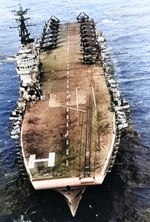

left=10, top=5, right=35, bottom=45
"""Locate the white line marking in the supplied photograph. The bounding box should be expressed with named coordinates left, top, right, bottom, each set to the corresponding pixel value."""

left=66, top=149, right=69, bottom=155
left=76, top=87, right=78, bottom=109
left=62, top=106, right=86, bottom=112
left=92, top=85, right=96, bottom=107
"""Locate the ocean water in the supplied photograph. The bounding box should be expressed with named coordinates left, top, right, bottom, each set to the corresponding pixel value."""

left=0, top=0, right=150, bottom=221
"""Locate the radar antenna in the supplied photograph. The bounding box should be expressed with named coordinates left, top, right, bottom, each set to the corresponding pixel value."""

left=10, top=5, right=35, bottom=45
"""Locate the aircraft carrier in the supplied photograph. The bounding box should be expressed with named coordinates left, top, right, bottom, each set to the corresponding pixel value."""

left=10, top=8, right=129, bottom=216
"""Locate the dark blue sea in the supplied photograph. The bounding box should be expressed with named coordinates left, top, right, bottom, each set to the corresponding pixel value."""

left=0, top=0, right=150, bottom=221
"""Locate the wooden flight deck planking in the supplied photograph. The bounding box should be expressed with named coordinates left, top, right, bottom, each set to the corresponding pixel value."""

left=21, top=22, right=116, bottom=187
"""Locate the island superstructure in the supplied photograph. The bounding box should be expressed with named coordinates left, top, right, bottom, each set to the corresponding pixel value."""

left=10, top=9, right=129, bottom=216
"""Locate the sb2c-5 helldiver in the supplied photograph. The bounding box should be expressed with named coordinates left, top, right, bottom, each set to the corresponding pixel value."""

left=10, top=8, right=130, bottom=216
